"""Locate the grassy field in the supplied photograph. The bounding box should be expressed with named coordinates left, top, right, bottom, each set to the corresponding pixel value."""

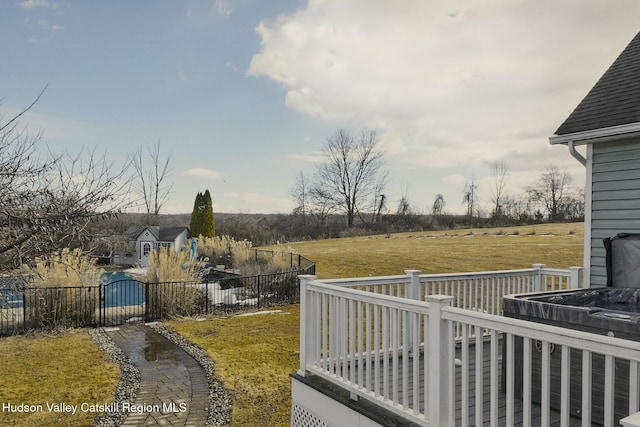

left=0, top=330, right=120, bottom=427
left=289, top=222, right=584, bottom=278
left=169, top=222, right=584, bottom=426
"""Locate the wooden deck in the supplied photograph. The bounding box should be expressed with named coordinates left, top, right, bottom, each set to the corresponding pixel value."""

left=312, top=337, right=595, bottom=426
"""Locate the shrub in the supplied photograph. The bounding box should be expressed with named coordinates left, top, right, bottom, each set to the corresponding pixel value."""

left=144, top=248, right=197, bottom=283
left=25, top=248, right=102, bottom=327
left=143, top=248, right=204, bottom=318
left=196, top=236, right=297, bottom=276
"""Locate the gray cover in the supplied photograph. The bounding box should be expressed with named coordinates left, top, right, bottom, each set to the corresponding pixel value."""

left=612, top=238, right=640, bottom=288
left=604, top=234, right=640, bottom=288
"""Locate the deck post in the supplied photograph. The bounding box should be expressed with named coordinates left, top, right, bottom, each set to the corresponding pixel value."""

left=405, top=270, right=421, bottom=355
left=569, top=266, right=584, bottom=289
left=298, top=275, right=316, bottom=376
left=405, top=269, right=422, bottom=301
left=426, top=295, right=453, bottom=426
left=532, top=264, right=546, bottom=292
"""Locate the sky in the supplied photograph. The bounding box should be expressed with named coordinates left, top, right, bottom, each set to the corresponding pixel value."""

left=2, top=1, right=640, bottom=216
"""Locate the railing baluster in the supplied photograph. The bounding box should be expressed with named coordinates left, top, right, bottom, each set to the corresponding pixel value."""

left=412, top=311, right=420, bottom=414
left=402, top=309, right=408, bottom=410
left=357, top=300, right=363, bottom=388
left=506, top=333, right=514, bottom=427
left=382, top=305, right=389, bottom=399
left=349, top=298, right=355, bottom=385
left=461, top=323, right=469, bottom=427
left=374, top=303, right=380, bottom=397
left=582, top=350, right=592, bottom=427
left=630, top=360, right=640, bottom=415
left=475, top=329, right=483, bottom=426
left=604, top=354, right=615, bottom=427
left=392, top=307, right=399, bottom=405
left=365, top=302, right=371, bottom=390
left=490, top=330, right=498, bottom=426
left=560, top=345, right=570, bottom=427
left=541, top=341, right=550, bottom=426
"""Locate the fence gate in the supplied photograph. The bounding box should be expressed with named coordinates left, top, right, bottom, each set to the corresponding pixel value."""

left=100, top=279, right=146, bottom=326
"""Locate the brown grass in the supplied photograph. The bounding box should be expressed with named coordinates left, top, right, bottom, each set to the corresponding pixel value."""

left=169, top=307, right=299, bottom=427
left=287, top=223, right=584, bottom=278
left=0, top=329, right=119, bottom=427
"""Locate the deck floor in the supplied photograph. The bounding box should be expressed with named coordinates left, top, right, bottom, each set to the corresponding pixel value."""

left=339, top=337, right=599, bottom=426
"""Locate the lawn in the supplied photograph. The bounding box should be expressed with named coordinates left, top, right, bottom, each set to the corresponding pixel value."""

left=169, top=308, right=299, bottom=427
left=0, top=330, right=120, bottom=427
left=169, top=222, right=584, bottom=426
left=289, top=222, right=584, bottom=278
left=0, top=223, right=585, bottom=427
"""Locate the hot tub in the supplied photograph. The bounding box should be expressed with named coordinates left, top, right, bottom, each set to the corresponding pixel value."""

left=503, top=288, right=640, bottom=425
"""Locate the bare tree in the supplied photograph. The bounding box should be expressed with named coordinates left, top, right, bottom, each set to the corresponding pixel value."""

left=527, top=165, right=573, bottom=222
left=432, top=193, right=446, bottom=217
left=290, top=171, right=310, bottom=218
left=311, top=128, right=389, bottom=228
left=490, top=160, right=509, bottom=219
left=130, top=140, right=174, bottom=223
left=0, top=90, right=130, bottom=271
left=462, top=177, right=478, bottom=218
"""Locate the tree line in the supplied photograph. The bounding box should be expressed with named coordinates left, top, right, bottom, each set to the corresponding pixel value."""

left=287, top=128, right=584, bottom=242
left=0, top=89, right=584, bottom=274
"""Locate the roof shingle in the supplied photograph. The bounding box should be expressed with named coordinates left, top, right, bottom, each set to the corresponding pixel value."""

left=554, top=31, right=640, bottom=136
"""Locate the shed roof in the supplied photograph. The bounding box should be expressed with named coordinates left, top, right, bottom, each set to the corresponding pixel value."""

left=128, top=226, right=190, bottom=241
left=554, top=31, right=640, bottom=137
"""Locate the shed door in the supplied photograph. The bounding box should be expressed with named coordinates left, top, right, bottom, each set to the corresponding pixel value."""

left=140, top=241, right=153, bottom=266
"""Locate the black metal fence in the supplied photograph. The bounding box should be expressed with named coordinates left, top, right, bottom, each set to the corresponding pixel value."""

left=0, top=260, right=315, bottom=335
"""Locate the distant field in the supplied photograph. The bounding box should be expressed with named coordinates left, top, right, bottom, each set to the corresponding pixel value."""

left=286, top=222, right=584, bottom=279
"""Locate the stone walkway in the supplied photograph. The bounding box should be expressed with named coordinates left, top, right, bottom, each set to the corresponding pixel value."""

left=106, top=324, right=209, bottom=427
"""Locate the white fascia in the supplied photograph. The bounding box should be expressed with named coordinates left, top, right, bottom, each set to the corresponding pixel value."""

left=549, top=122, right=640, bottom=146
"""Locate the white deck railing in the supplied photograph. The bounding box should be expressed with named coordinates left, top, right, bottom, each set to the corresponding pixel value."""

left=320, top=264, right=583, bottom=316
left=296, top=267, right=640, bottom=427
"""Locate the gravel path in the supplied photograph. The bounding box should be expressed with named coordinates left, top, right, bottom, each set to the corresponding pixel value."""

left=88, top=324, right=232, bottom=427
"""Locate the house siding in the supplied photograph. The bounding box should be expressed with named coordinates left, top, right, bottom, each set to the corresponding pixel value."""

left=590, top=137, right=640, bottom=287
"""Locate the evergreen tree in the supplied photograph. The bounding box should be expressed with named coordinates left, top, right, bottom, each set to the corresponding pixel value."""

left=189, top=190, right=215, bottom=238
left=190, top=192, right=204, bottom=237
left=201, top=190, right=216, bottom=238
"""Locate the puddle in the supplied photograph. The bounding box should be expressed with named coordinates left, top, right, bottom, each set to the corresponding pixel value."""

left=143, top=335, right=179, bottom=364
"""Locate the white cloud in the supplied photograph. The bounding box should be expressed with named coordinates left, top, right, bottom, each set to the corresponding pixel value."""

left=183, top=168, right=222, bottom=181
left=17, top=0, right=58, bottom=9
left=51, top=25, right=64, bottom=31
left=215, top=0, right=231, bottom=17
left=286, top=151, right=324, bottom=163
left=177, top=66, right=188, bottom=81
left=247, top=0, right=640, bottom=193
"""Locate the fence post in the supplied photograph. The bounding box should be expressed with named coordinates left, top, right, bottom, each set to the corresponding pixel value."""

left=426, top=295, right=453, bottom=426
left=257, top=275, right=261, bottom=308
left=205, top=282, right=209, bottom=314
left=298, top=275, right=316, bottom=377
left=144, top=282, right=150, bottom=321
left=22, top=290, right=27, bottom=332
left=569, top=266, right=583, bottom=289
left=532, top=264, right=546, bottom=292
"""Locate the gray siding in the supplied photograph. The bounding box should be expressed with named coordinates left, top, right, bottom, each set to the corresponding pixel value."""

left=590, top=137, right=640, bottom=287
